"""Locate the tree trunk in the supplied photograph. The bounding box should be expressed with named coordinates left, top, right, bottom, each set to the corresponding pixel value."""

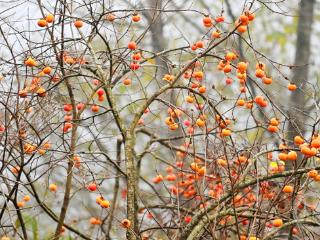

left=125, top=132, right=139, bottom=240
left=287, top=0, right=314, bottom=147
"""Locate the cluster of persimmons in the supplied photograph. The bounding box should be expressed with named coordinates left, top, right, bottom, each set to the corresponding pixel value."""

left=1, top=3, right=319, bottom=240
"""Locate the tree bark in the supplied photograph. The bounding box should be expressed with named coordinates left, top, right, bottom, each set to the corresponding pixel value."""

left=125, top=132, right=139, bottom=240
left=287, top=0, right=314, bottom=144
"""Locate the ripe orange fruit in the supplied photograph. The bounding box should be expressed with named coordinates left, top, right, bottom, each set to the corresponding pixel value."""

left=96, top=196, right=104, bottom=204
left=76, top=103, right=84, bottom=111
left=215, top=16, right=225, bottom=23
left=309, top=147, right=317, bottom=156
left=300, top=146, right=316, bottom=156
left=98, top=95, right=104, bottom=102
left=43, top=66, right=52, bottom=74
left=196, top=118, right=205, bottom=127
left=42, top=142, right=51, bottom=149
left=165, top=117, right=174, bottom=126
left=38, top=71, right=45, bottom=77
left=195, top=41, right=205, bottom=48
left=287, top=83, right=297, bottom=91
left=240, top=86, right=246, bottom=92
left=19, top=89, right=28, bottom=98
left=25, top=57, right=37, bottom=67
left=170, top=109, right=182, bottom=118
left=254, top=96, right=264, bottom=105
left=128, top=41, right=137, bottom=50
left=198, top=86, right=206, bottom=94
left=237, top=62, right=247, bottom=72
left=130, top=62, right=140, bottom=70
left=166, top=166, right=174, bottom=173
left=287, top=151, right=297, bottom=161
left=255, top=69, right=265, bottom=78
left=12, top=166, right=20, bottom=174
left=283, top=185, right=293, bottom=193
left=72, top=155, right=81, bottom=168
left=203, top=16, right=213, bottom=27
left=237, top=99, right=245, bottom=106
left=315, top=175, right=320, bottom=182
left=105, top=13, right=116, bottom=21
left=308, top=170, right=318, bottom=178
left=186, top=96, right=194, bottom=103
left=169, top=123, right=178, bottom=130
left=223, top=64, right=232, bottom=73
left=132, top=14, right=141, bottom=22
left=197, top=167, right=206, bottom=176
left=64, top=56, right=74, bottom=64
left=64, top=114, right=72, bottom=122
left=262, top=76, right=272, bottom=85
left=121, top=219, right=131, bottom=228
left=45, top=14, right=54, bottom=23
left=100, top=200, right=110, bottom=208
left=37, top=19, right=48, bottom=27
left=163, top=74, right=175, bottom=82
left=166, top=174, right=177, bottom=181
left=211, top=30, right=221, bottom=39
left=238, top=78, right=246, bottom=84
left=225, top=52, right=237, bottom=61
left=132, top=52, right=141, bottom=61
left=237, top=25, right=247, bottom=33
left=64, top=122, right=72, bottom=132
left=24, top=144, right=36, bottom=154
left=17, top=201, right=25, bottom=208
left=239, top=14, right=249, bottom=25
left=193, top=71, right=204, bottom=80
left=267, top=125, right=278, bottom=133
left=292, top=227, right=298, bottom=235
left=294, top=136, right=304, bottom=145
left=38, top=149, right=46, bottom=155
left=191, top=44, right=197, bottom=51
left=123, top=78, right=132, bottom=85
left=190, top=82, right=198, bottom=88
left=221, top=128, right=232, bottom=137
left=23, top=195, right=31, bottom=202
left=217, top=158, right=227, bottom=167
left=26, top=107, right=33, bottom=113
left=240, top=235, right=247, bottom=240
left=87, top=183, right=97, bottom=191
left=74, top=20, right=84, bottom=28
left=311, top=137, right=320, bottom=148
left=248, top=12, right=255, bottom=21
left=37, top=87, right=47, bottom=97
left=272, top=218, right=283, bottom=227
left=278, top=152, right=288, bottom=161
left=90, top=217, right=101, bottom=225
left=270, top=118, right=279, bottom=126
left=152, top=175, right=164, bottom=184
left=190, top=162, right=199, bottom=171
left=182, top=215, right=192, bottom=224
left=91, top=105, right=100, bottom=112
left=64, top=104, right=73, bottom=112
left=245, top=101, right=253, bottom=109
left=226, top=78, right=233, bottom=84
left=96, top=88, right=104, bottom=96
left=49, top=183, right=57, bottom=192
